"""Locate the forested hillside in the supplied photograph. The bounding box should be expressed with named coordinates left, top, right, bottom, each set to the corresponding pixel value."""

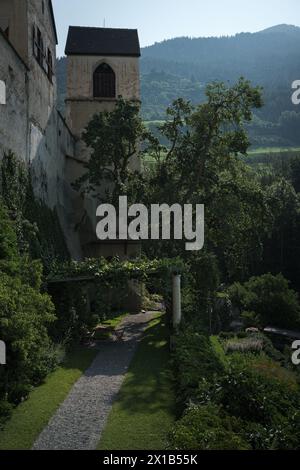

left=56, top=24, right=300, bottom=148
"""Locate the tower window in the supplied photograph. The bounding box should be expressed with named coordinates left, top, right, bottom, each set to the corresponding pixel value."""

left=47, top=49, right=53, bottom=82
left=34, top=27, right=44, bottom=67
left=93, top=63, right=116, bottom=98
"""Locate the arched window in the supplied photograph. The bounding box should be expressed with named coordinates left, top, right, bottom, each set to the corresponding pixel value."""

left=93, top=63, right=116, bottom=98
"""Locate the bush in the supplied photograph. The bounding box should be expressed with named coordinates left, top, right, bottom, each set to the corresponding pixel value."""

left=0, top=271, right=57, bottom=399
left=239, top=418, right=300, bottom=450
left=228, top=273, right=300, bottom=329
left=170, top=404, right=250, bottom=450
left=196, top=358, right=300, bottom=427
left=0, top=201, right=58, bottom=424
left=225, top=338, right=263, bottom=354
left=172, top=327, right=224, bottom=404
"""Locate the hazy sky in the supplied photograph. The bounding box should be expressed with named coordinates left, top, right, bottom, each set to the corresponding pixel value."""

left=52, top=0, right=300, bottom=57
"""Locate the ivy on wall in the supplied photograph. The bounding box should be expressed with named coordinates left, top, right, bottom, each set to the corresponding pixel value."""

left=0, top=151, right=70, bottom=271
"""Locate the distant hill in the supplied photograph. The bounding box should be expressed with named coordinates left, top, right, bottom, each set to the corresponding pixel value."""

left=57, top=24, right=300, bottom=147
left=258, top=24, right=300, bottom=34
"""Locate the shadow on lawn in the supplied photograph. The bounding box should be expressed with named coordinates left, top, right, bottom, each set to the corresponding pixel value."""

left=112, top=316, right=176, bottom=416
left=83, top=315, right=161, bottom=379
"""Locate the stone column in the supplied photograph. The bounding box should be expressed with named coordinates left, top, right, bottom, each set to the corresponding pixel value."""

left=172, top=274, right=182, bottom=329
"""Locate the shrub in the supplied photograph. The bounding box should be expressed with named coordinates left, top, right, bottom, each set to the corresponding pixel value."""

left=0, top=271, right=57, bottom=400
left=170, top=404, right=250, bottom=450
left=228, top=274, right=300, bottom=329
left=0, top=200, right=58, bottom=424
left=172, top=327, right=224, bottom=404
left=196, top=360, right=300, bottom=427
left=225, top=338, right=263, bottom=354
left=0, top=202, right=18, bottom=262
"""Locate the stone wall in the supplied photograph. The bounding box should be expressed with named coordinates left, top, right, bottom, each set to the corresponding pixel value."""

left=0, top=31, right=28, bottom=162
left=0, top=1, right=82, bottom=259
left=0, top=0, right=28, bottom=65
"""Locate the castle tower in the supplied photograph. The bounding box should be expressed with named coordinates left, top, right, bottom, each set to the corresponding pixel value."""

left=65, top=26, right=141, bottom=142
left=64, top=27, right=141, bottom=259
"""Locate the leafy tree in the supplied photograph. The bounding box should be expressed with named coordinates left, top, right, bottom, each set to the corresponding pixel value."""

left=75, top=98, right=146, bottom=205
left=227, top=273, right=300, bottom=328
left=290, top=156, right=300, bottom=193
left=262, top=178, right=300, bottom=288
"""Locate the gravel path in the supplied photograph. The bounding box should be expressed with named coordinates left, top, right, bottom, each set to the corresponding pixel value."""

left=33, top=312, right=155, bottom=450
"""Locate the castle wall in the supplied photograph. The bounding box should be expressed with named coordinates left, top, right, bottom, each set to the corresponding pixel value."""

left=27, top=0, right=57, bottom=130
left=0, top=0, right=28, bottom=64
left=25, top=1, right=82, bottom=259
left=0, top=1, right=82, bottom=259
left=0, top=31, right=28, bottom=162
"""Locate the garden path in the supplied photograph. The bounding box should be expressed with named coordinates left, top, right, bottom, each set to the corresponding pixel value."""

left=33, top=312, right=155, bottom=450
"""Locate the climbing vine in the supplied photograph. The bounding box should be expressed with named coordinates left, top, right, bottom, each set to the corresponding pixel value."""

left=48, top=257, right=185, bottom=284
left=0, top=151, right=70, bottom=270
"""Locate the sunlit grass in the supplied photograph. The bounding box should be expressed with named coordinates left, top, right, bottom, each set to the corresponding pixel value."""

left=0, top=347, right=97, bottom=450
left=98, top=314, right=176, bottom=450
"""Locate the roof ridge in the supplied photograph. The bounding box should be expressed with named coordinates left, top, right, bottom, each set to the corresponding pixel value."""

left=69, top=26, right=138, bottom=31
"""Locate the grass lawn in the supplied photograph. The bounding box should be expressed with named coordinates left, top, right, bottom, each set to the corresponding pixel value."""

left=248, top=146, right=300, bottom=155
left=98, top=314, right=176, bottom=450
left=93, top=312, right=128, bottom=340
left=0, top=346, right=97, bottom=450
left=101, top=312, right=128, bottom=329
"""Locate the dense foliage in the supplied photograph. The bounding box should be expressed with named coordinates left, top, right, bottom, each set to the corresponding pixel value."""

left=74, top=99, right=145, bottom=205
left=0, top=152, right=70, bottom=270
left=48, top=257, right=184, bottom=342
left=0, top=202, right=57, bottom=425
left=171, top=326, right=300, bottom=450
left=227, top=274, right=300, bottom=329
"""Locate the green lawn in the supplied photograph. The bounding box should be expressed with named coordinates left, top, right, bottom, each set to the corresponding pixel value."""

left=98, top=314, right=176, bottom=450
left=94, top=312, right=129, bottom=340
left=248, top=146, right=300, bottom=155
left=0, top=347, right=97, bottom=450
left=101, top=312, right=128, bottom=329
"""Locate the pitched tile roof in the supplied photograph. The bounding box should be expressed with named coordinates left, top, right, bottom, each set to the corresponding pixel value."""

left=65, top=27, right=141, bottom=57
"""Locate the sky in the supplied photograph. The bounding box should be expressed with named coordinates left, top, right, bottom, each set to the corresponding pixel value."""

left=52, top=0, right=300, bottom=57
